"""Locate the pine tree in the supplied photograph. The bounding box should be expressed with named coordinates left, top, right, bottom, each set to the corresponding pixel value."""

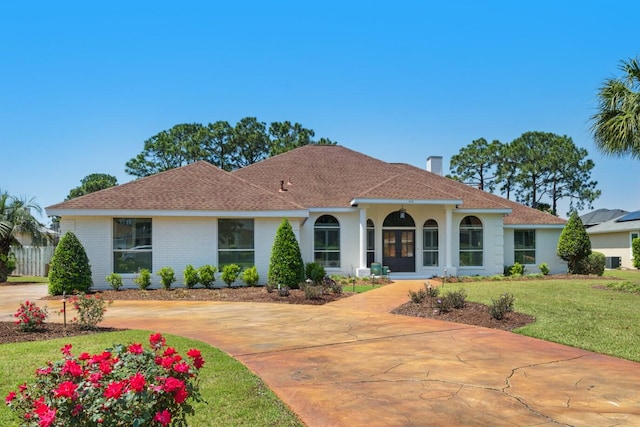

left=268, top=218, right=305, bottom=288
left=556, top=211, right=591, bottom=274
left=48, top=231, right=93, bottom=295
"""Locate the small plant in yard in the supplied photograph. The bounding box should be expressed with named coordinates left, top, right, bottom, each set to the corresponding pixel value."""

left=489, top=292, right=515, bottom=320
left=14, top=301, right=48, bottom=332
left=433, top=296, right=452, bottom=312
left=539, top=262, right=550, bottom=275
left=183, top=264, right=199, bottom=289
left=424, top=283, right=439, bottom=298
left=303, top=284, right=323, bottom=299
left=157, top=267, right=176, bottom=290
left=134, top=268, right=152, bottom=290
left=105, top=272, right=123, bottom=291
left=5, top=332, right=204, bottom=427
left=444, top=289, right=467, bottom=309
left=277, top=284, right=290, bottom=297
left=305, top=262, right=326, bottom=285
left=65, top=293, right=113, bottom=329
left=408, top=288, right=427, bottom=303
left=221, top=264, right=241, bottom=287
left=509, top=262, right=525, bottom=276
left=242, top=266, right=260, bottom=287
left=198, top=265, right=217, bottom=288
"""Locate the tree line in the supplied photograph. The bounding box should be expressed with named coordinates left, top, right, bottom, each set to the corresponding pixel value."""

left=448, top=132, right=601, bottom=216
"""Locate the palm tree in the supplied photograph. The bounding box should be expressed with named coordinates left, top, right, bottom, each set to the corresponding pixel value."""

left=591, top=56, right=640, bottom=159
left=0, top=191, right=49, bottom=282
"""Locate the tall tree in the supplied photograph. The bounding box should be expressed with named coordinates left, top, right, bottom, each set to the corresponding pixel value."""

left=591, top=56, right=640, bottom=159
left=232, top=117, right=271, bottom=168
left=125, top=123, right=207, bottom=177
left=449, top=138, right=501, bottom=191
left=495, top=142, right=519, bottom=200
left=203, top=120, right=235, bottom=171
left=509, top=131, right=555, bottom=210
left=544, top=136, right=600, bottom=215
left=66, top=173, right=118, bottom=200
left=0, top=191, right=49, bottom=282
left=269, top=121, right=316, bottom=157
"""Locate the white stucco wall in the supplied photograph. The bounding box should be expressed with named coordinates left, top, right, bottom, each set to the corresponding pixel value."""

left=503, top=227, right=566, bottom=275
left=589, top=233, right=636, bottom=269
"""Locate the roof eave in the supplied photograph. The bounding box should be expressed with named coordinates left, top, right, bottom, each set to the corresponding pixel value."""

left=46, top=208, right=310, bottom=218
left=350, top=198, right=463, bottom=206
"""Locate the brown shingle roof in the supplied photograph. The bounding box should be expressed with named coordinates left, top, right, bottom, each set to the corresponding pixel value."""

left=47, top=145, right=566, bottom=226
left=47, top=161, right=304, bottom=212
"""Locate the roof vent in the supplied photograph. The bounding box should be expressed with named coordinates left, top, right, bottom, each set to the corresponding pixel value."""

left=279, top=180, right=288, bottom=192
left=427, top=156, right=443, bottom=175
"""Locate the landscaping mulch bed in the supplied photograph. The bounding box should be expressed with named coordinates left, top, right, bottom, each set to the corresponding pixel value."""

left=0, top=323, right=123, bottom=344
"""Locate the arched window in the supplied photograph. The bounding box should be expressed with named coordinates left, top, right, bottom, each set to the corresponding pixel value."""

left=459, top=216, right=483, bottom=266
left=423, top=219, right=438, bottom=266
left=314, top=215, right=340, bottom=268
left=367, top=219, right=375, bottom=267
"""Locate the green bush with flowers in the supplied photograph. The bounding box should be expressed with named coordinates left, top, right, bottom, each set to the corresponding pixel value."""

left=14, top=301, right=48, bottom=332
left=5, top=332, right=205, bottom=426
left=64, top=293, right=113, bottom=330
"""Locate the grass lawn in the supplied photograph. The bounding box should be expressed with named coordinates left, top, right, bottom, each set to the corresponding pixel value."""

left=438, top=270, right=640, bottom=362
left=0, top=331, right=303, bottom=427
left=6, top=276, right=48, bottom=284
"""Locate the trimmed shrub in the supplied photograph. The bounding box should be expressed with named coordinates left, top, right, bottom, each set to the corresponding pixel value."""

left=242, top=266, right=260, bottom=287
left=268, top=218, right=305, bottom=289
left=305, top=262, right=326, bottom=285
left=183, top=264, right=199, bottom=289
left=221, top=264, right=241, bottom=287
left=48, top=231, right=93, bottom=296
left=633, top=237, right=640, bottom=269
left=198, top=265, right=217, bottom=288
left=409, top=288, right=427, bottom=303
left=585, top=251, right=605, bottom=276
left=105, top=273, right=123, bottom=291
left=489, top=293, right=515, bottom=320
left=134, top=268, right=152, bottom=290
left=444, top=289, right=467, bottom=309
left=557, top=211, right=591, bottom=274
left=539, top=263, right=550, bottom=275
left=509, top=262, right=525, bottom=276
left=157, top=267, right=176, bottom=290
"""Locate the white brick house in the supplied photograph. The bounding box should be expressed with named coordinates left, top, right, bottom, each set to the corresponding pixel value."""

left=47, top=145, right=567, bottom=288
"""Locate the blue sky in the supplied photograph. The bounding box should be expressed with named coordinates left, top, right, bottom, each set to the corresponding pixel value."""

left=2, top=1, right=639, bottom=224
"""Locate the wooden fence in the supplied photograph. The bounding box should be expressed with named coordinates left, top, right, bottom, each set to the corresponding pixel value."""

left=12, top=246, right=55, bottom=277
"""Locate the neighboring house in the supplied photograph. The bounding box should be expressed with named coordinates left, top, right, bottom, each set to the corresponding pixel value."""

left=46, top=145, right=567, bottom=288
left=586, top=210, right=640, bottom=269
left=580, top=208, right=628, bottom=229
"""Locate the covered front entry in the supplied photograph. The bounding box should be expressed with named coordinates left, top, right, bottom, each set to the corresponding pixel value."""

left=382, top=210, right=416, bottom=273
left=382, top=229, right=415, bottom=272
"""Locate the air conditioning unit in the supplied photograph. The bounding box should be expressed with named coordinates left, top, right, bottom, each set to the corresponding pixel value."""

left=605, top=256, right=621, bottom=269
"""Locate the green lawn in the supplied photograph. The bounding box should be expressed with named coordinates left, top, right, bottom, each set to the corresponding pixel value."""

left=0, top=331, right=303, bottom=427
left=437, top=270, right=640, bottom=362
left=7, top=276, right=48, bottom=284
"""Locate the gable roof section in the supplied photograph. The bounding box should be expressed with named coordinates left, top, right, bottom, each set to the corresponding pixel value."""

left=47, top=161, right=304, bottom=213
left=588, top=210, right=640, bottom=234
left=580, top=208, right=628, bottom=227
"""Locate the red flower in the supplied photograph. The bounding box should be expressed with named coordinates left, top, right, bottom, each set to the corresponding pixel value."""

left=5, top=391, right=16, bottom=404
left=103, top=381, right=125, bottom=399
left=153, top=409, right=171, bottom=426
left=186, top=348, right=201, bottom=358
left=128, top=343, right=144, bottom=354
left=128, top=372, right=146, bottom=393
left=54, top=381, right=77, bottom=399
left=173, top=362, right=190, bottom=374
left=62, top=360, right=83, bottom=377
left=161, top=377, right=184, bottom=393
left=78, top=352, right=90, bottom=360
left=61, top=344, right=73, bottom=356
left=149, top=333, right=165, bottom=348
left=193, top=357, right=205, bottom=370
left=163, top=347, right=177, bottom=356
left=174, top=387, right=188, bottom=404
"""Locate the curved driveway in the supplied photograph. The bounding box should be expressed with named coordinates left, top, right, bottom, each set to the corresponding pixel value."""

left=2, top=281, right=640, bottom=426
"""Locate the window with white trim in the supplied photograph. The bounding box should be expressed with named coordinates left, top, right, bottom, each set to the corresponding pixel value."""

left=422, top=219, right=439, bottom=266
left=459, top=216, right=483, bottom=266
left=367, top=219, right=375, bottom=267
left=314, top=215, right=340, bottom=268
left=113, top=218, right=152, bottom=273
left=218, top=219, right=254, bottom=269
left=514, top=230, right=536, bottom=264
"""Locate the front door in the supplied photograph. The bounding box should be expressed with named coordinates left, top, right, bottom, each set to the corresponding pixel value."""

left=382, top=230, right=415, bottom=273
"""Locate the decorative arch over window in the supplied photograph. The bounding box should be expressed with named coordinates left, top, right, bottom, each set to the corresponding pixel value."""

left=383, top=211, right=415, bottom=227
left=459, top=216, right=483, bottom=266
left=314, top=215, right=340, bottom=268
left=367, top=219, right=375, bottom=267
left=422, top=219, right=439, bottom=266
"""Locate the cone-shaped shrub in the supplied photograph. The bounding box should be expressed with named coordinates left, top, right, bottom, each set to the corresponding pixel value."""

left=556, top=211, right=591, bottom=274
left=48, top=231, right=93, bottom=295
left=268, top=218, right=304, bottom=289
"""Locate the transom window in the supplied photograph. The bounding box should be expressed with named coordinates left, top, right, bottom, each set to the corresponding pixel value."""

left=514, top=230, right=536, bottom=264
left=314, top=215, right=340, bottom=268
left=459, top=216, right=483, bottom=266
left=423, top=219, right=439, bottom=266
left=367, top=219, right=375, bottom=267
left=218, top=219, right=254, bottom=269
left=113, top=218, right=152, bottom=273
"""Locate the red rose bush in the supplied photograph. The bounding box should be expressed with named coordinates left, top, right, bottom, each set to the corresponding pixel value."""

left=5, top=333, right=205, bottom=426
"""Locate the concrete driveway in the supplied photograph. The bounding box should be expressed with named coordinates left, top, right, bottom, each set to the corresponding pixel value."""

left=2, top=281, right=640, bottom=426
